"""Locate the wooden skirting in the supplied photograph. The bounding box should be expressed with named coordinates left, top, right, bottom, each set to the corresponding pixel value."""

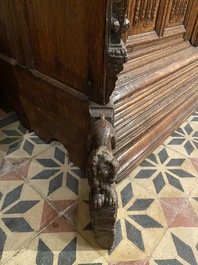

left=113, top=41, right=198, bottom=182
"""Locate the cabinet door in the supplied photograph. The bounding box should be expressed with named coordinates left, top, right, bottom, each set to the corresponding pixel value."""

left=25, top=0, right=106, bottom=97
left=127, top=0, right=197, bottom=39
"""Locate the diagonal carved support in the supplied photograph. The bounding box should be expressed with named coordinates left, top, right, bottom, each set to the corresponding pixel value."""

left=86, top=103, right=119, bottom=248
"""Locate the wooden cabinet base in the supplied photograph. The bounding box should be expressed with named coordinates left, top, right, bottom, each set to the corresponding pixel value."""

left=1, top=0, right=198, bottom=249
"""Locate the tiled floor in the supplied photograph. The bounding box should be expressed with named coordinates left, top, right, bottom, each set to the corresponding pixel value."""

left=0, top=108, right=198, bottom=265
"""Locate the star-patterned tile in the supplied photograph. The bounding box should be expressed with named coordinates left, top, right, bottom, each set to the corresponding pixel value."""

left=0, top=108, right=198, bottom=265
left=77, top=180, right=167, bottom=263
left=5, top=229, right=108, bottom=265
left=187, top=110, right=198, bottom=125
left=149, top=229, right=198, bottom=265
left=130, top=146, right=198, bottom=198
left=164, top=122, right=198, bottom=158
left=26, top=142, right=89, bottom=212
left=0, top=180, right=47, bottom=263
left=0, top=120, right=53, bottom=160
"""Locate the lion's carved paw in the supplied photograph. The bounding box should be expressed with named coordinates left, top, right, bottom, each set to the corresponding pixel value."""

left=93, top=192, right=105, bottom=208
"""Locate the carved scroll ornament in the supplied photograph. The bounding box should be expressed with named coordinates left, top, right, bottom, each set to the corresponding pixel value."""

left=87, top=113, right=119, bottom=248
left=105, top=0, right=130, bottom=104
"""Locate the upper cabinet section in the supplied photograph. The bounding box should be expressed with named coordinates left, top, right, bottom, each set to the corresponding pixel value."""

left=0, top=0, right=106, bottom=98
left=25, top=0, right=106, bottom=96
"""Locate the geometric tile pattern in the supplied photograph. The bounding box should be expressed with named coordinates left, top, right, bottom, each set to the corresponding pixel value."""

left=0, top=109, right=198, bottom=265
left=134, top=147, right=196, bottom=194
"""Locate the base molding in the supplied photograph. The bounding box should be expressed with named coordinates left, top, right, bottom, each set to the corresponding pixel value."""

left=115, top=91, right=198, bottom=183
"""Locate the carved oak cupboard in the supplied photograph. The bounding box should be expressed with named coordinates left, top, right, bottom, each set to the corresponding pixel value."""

left=0, top=0, right=198, bottom=248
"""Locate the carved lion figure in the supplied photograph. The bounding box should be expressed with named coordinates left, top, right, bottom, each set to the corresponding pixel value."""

left=87, top=145, right=118, bottom=208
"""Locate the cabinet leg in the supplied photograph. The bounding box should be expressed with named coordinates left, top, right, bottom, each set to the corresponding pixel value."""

left=87, top=111, right=119, bottom=248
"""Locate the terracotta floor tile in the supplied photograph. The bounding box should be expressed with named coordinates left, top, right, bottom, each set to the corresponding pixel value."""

left=0, top=158, right=30, bottom=180
left=191, top=158, right=198, bottom=173
left=189, top=181, right=198, bottom=217
left=39, top=200, right=76, bottom=232
left=159, top=197, right=186, bottom=226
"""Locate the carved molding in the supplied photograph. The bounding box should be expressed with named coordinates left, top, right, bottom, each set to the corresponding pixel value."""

left=105, top=0, right=130, bottom=105
left=87, top=106, right=119, bottom=248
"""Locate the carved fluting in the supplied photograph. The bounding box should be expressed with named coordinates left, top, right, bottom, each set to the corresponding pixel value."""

left=170, top=0, right=189, bottom=23
left=105, top=0, right=130, bottom=104
left=133, top=0, right=159, bottom=28
left=87, top=113, right=119, bottom=248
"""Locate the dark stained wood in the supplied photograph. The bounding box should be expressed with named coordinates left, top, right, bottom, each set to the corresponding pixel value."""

left=0, top=59, right=90, bottom=169
left=25, top=0, right=106, bottom=102
left=0, top=0, right=33, bottom=67
left=87, top=113, right=118, bottom=248
left=0, top=0, right=198, bottom=248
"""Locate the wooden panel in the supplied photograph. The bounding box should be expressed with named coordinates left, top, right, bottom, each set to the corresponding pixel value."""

left=0, top=0, right=33, bottom=67
left=165, top=0, right=190, bottom=27
left=25, top=0, right=106, bottom=97
left=0, top=59, right=89, bottom=169
left=191, top=14, right=198, bottom=46
left=128, top=0, right=160, bottom=34
left=184, top=0, right=198, bottom=45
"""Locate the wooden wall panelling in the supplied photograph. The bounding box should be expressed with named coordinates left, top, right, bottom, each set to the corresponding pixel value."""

left=0, top=0, right=33, bottom=67
left=25, top=0, right=106, bottom=102
left=127, top=0, right=160, bottom=35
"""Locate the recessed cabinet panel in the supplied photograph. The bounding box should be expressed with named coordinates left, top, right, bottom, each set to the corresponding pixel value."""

left=128, top=0, right=160, bottom=34
left=25, top=0, right=105, bottom=94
